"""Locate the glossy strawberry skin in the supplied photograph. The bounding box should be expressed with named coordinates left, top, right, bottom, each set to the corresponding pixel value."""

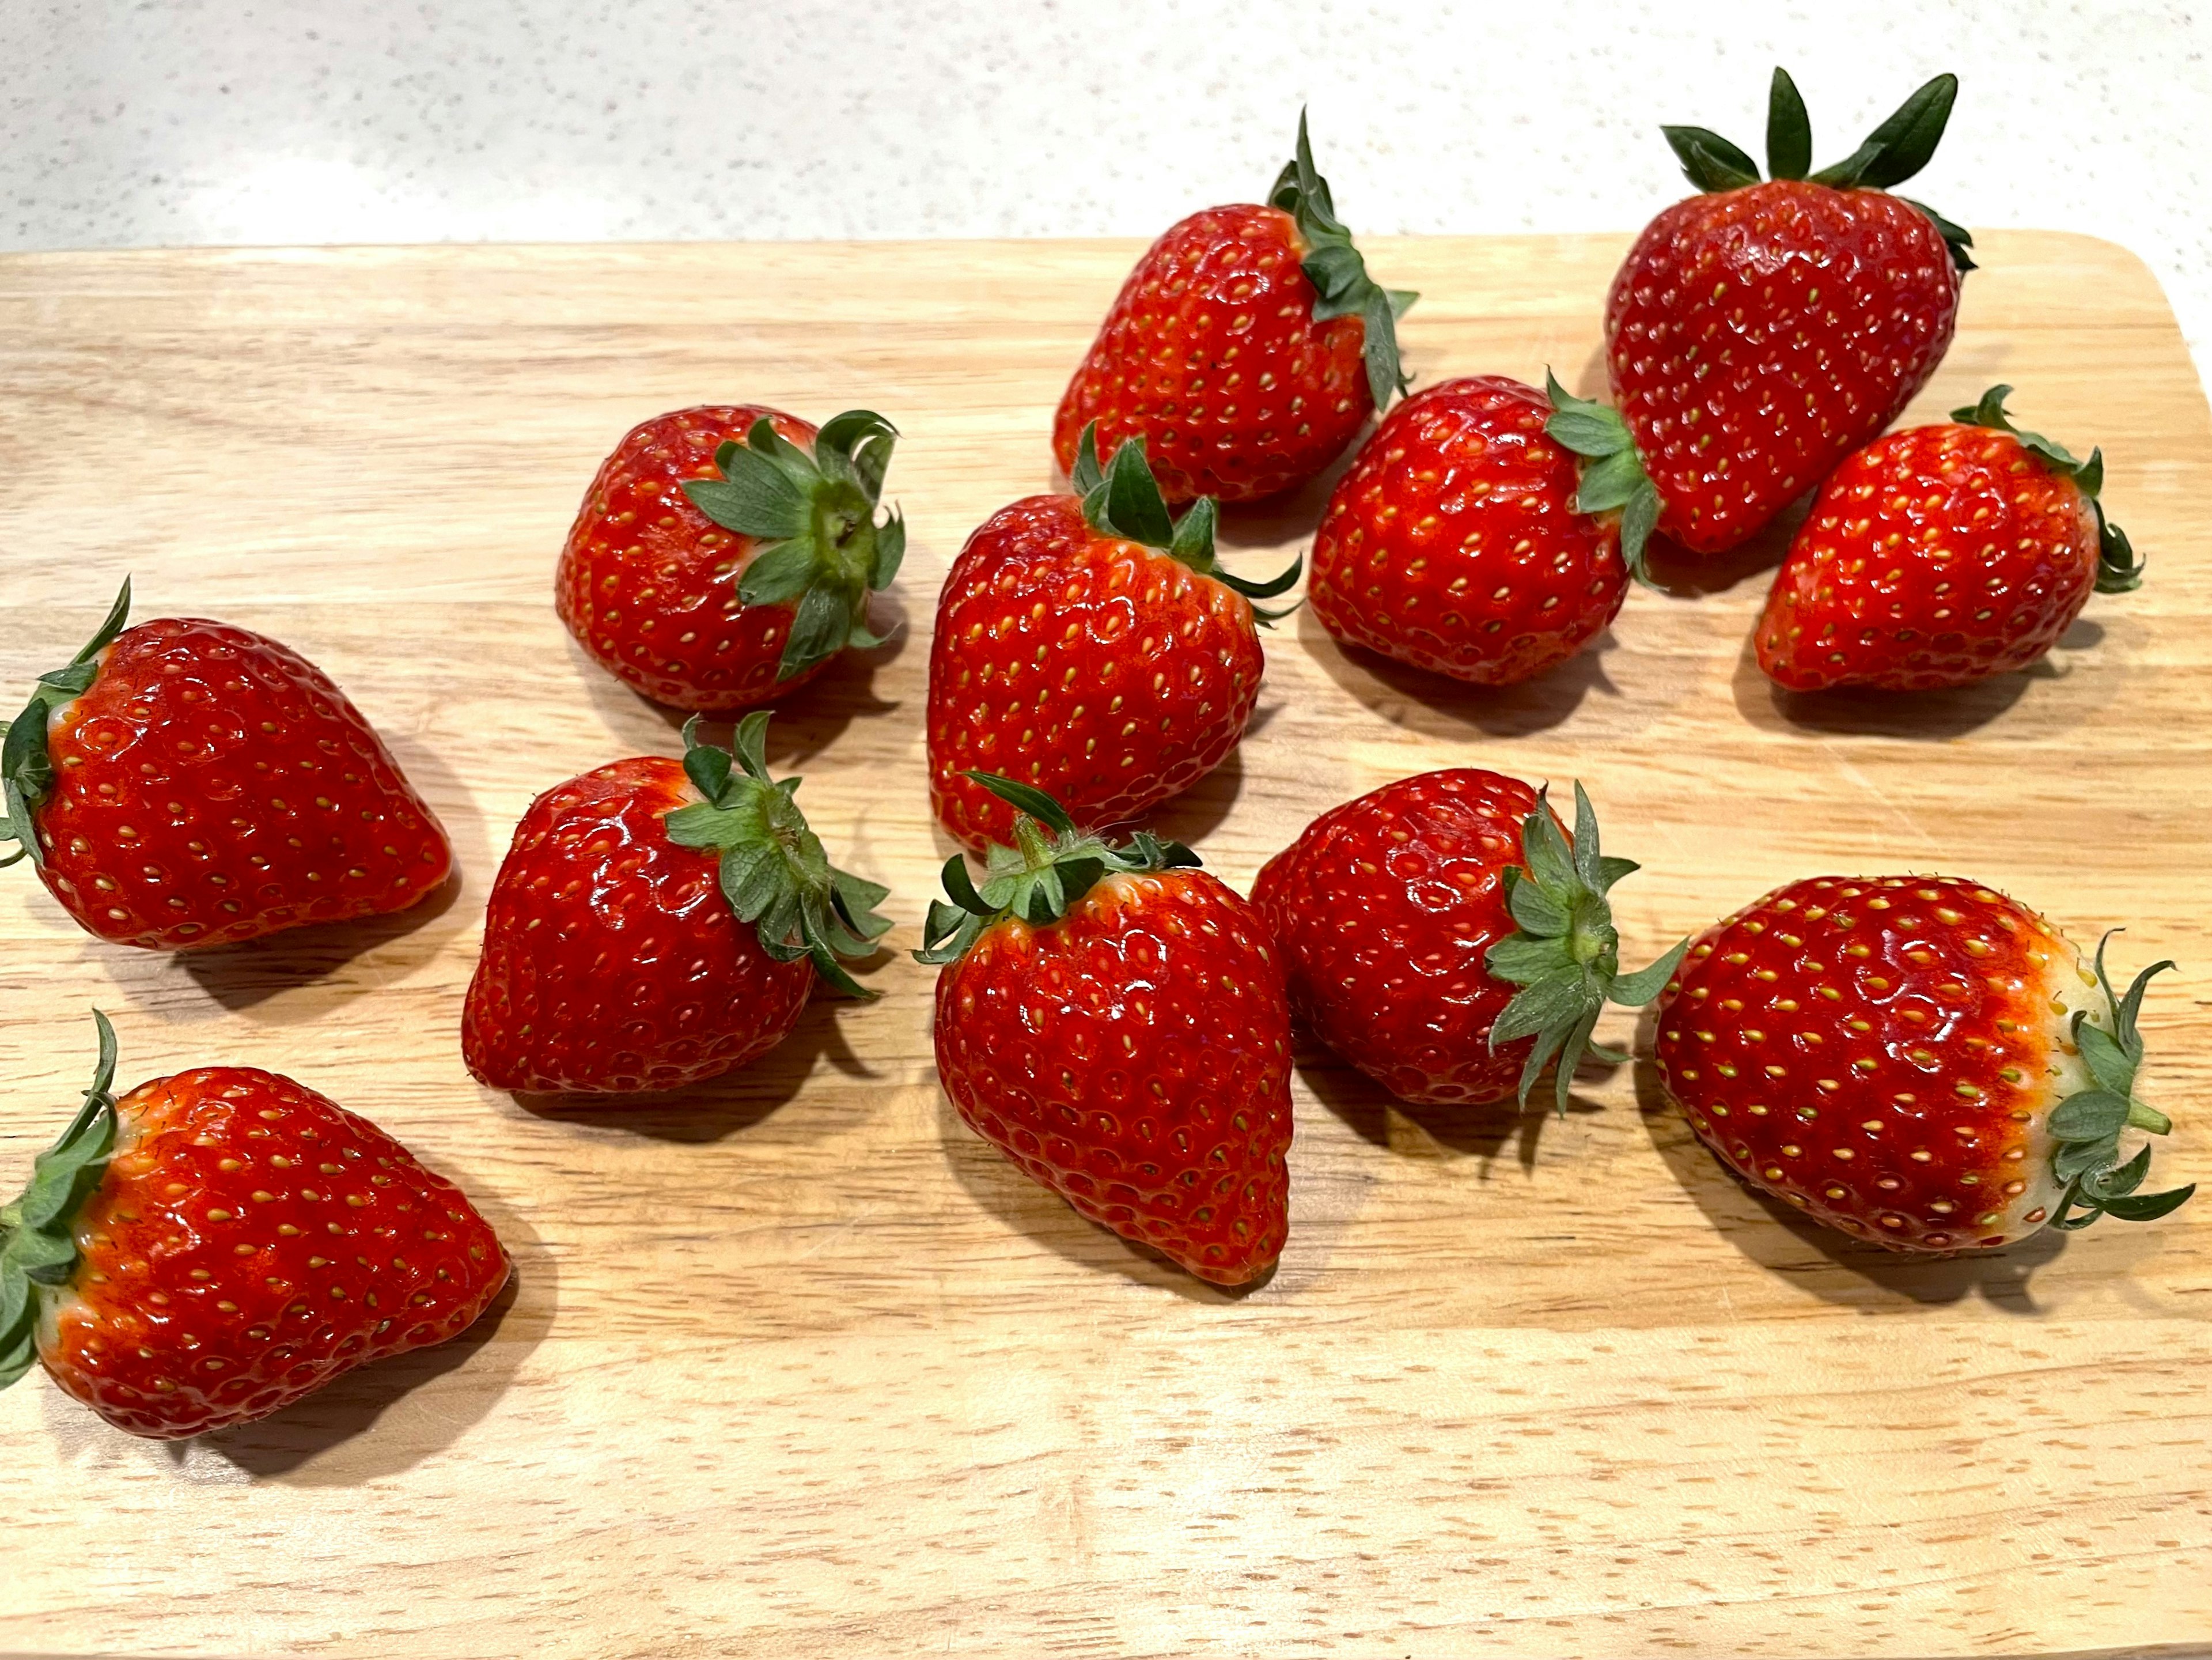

left=39, top=1068, right=508, bottom=1439
left=935, top=869, right=1293, bottom=1285
left=463, top=757, right=814, bottom=1094
left=927, top=495, right=1263, bottom=852
left=1052, top=205, right=1369, bottom=505
left=1253, top=770, right=1549, bottom=1105
left=33, top=618, right=451, bottom=950
left=1608, top=181, right=1960, bottom=553
left=1309, top=377, right=1626, bottom=685
left=1654, top=876, right=2094, bottom=1252
left=556, top=406, right=827, bottom=714
left=1758, top=422, right=2103, bottom=691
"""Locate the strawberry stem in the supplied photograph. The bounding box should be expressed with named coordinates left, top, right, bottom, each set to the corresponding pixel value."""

left=2, top=579, right=135, bottom=872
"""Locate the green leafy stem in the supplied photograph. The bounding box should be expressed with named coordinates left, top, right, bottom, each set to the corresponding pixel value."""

left=2044, top=933, right=2192, bottom=1231
left=2, top=579, right=135, bottom=871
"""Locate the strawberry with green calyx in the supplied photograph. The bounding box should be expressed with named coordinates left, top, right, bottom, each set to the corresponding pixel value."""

left=1950, top=385, right=2142, bottom=591
left=0, top=579, right=133, bottom=871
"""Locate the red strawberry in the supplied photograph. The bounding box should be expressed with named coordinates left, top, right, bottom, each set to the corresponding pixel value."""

left=1308, top=375, right=1628, bottom=685
left=2, top=581, right=452, bottom=950
left=556, top=405, right=903, bottom=713
left=1051, top=114, right=1415, bottom=505
left=1757, top=387, right=2143, bottom=690
left=463, top=713, right=890, bottom=1094
left=1, top=1012, right=509, bottom=1439
left=1253, top=772, right=1681, bottom=1110
left=918, top=775, right=1292, bottom=1286
left=1551, top=70, right=1970, bottom=571
left=1654, top=876, right=2192, bottom=1252
left=927, top=427, right=1296, bottom=852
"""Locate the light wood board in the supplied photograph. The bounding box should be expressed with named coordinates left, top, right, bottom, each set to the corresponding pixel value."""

left=0, top=231, right=2208, bottom=1659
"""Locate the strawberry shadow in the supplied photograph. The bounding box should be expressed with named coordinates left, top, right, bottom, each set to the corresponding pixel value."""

left=1627, top=1008, right=2065, bottom=1313
left=1639, top=499, right=1805, bottom=599
left=1298, top=1048, right=1609, bottom=1172
left=1729, top=627, right=2046, bottom=740
left=1296, top=606, right=1619, bottom=739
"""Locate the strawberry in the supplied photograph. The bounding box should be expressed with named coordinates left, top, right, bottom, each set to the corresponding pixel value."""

left=556, top=405, right=903, bottom=713
left=1550, top=70, right=1971, bottom=573
left=1654, top=876, right=2193, bottom=1252
left=1308, top=375, right=1628, bottom=685
left=918, top=775, right=1292, bottom=1286
left=1051, top=114, right=1415, bottom=505
left=1, top=581, right=452, bottom=950
left=926, top=426, right=1296, bottom=852
left=463, top=713, right=891, bottom=1094
left=1253, top=772, right=1681, bottom=1111
left=1, top=1012, right=509, bottom=1439
left=1756, top=387, right=2144, bottom=691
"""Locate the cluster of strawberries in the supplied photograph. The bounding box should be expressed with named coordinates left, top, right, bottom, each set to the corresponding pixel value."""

left=0, top=73, right=2190, bottom=1442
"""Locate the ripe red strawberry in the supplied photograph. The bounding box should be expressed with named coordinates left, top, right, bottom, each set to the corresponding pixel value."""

left=556, top=405, right=903, bottom=713
left=919, top=776, right=1292, bottom=1286
left=1756, top=387, right=2143, bottom=690
left=927, top=427, right=1296, bottom=852
left=1051, top=114, right=1415, bottom=505
left=1308, top=375, right=1628, bottom=685
left=1654, top=876, right=2192, bottom=1252
left=463, top=713, right=890, bottom=1094
left=1253, top=772, right=1681, bottom=1110
left=1553, top=70, right=1970, bottom=569
left=1, top=1012, right=509, bottom=1439
left=2, top=581, right=452, bottom=950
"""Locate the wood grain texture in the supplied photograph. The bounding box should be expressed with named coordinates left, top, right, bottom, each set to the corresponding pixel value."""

left=0, top=230, right=2208, bottom=1659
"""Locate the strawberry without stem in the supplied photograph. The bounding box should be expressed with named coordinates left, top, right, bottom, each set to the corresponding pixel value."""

left=1654, top=876, right=2191, bottom=1253
left=918, top=775, right=1292, bottom=1287
left=1052, top=115, right=1415, bottom=505
left=1758, top=386, right=2143, bottom=691
left=927, top=426, right=1296, bottom=851
left=557, top=406, right=904, bottom=713
left=463, top=714, right=891, bottom=1095
left=1, top=582, right=451, bottom=950
left=1, top=1013, right=509, bottom=1439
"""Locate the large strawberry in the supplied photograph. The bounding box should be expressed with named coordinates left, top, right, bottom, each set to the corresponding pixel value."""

left=1051, top=114, right=1415, bottom=505
left=556, top=405, right=903, bottom=713
left=927, top=426, right=1296, bottom=852
left=1550, top=70, right=1970, bottom=572
left=1308, top=375, right=1628, bottom=685
left=1253, top=772, right=1681, bottom=1111
left=463, top=713, right=890, bottom=1094
left=1, top=1012, right=509, bottom=1439
left=918, top=775, right=1292, bottom=1286
left=1757, top=386, right=2143, bottom=691
left=1654, top=876, right=2192, bottom=1252
left=1, top=581, right=452, bottom=950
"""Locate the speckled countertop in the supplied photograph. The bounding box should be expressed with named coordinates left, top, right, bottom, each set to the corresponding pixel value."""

left=6, top=0, right=2210, bottom=385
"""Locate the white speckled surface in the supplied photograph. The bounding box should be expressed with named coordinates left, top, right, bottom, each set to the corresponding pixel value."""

left=5, top=1, right=2211, bottom=385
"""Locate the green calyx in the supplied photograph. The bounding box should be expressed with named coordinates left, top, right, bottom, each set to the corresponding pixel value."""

left=913, top=773, right=1198, bottom=967
left=1542, top=372, right=1661, bottom=587
left=1484, top=783, right=1688, bottom=1117
left=1070, top=423, right=1302, bottom=623
left=1, top=1010, right=121, bottom=1391
left=1664, top=68, right=1975, bottom=274
left=1952, top=385, right=2143, bottom=593
left=2044, top=934, right=2192, bottom=1232
left=680, top=410, right=906, bottom=682
left=1, top=579, right=134, bottom=872
left=1268, top=108, right=1418, bottom=414
left=662, top=713, right=893, bottom=998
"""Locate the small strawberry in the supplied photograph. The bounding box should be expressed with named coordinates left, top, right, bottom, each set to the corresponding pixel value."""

left=463, top=713, right=891, bottom=1095
left=927, top=426, right=1296, bottom=852
left=556, top=405, right=903, bottom=713
left=1308, top=375, right=1628, bottom=685
left=1253, top=772, right=1682, bottom=1111
left=1, top=1012, right=509, bottom=1439
left=1052, top=114, right=1415, bottom=505
left=918, top=775, right=1292, bottom=1286
left=1756, top=387, right=2144, bottom=691
left=1550, top=70, right=1971, bottom=572
left=2, top=581, right=452, bottom=950
left=1654, top=876, right=2192, bottom=1253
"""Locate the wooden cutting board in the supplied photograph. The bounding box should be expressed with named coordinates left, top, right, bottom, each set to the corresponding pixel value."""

left=1, top=231, right=2208, bottom=1660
